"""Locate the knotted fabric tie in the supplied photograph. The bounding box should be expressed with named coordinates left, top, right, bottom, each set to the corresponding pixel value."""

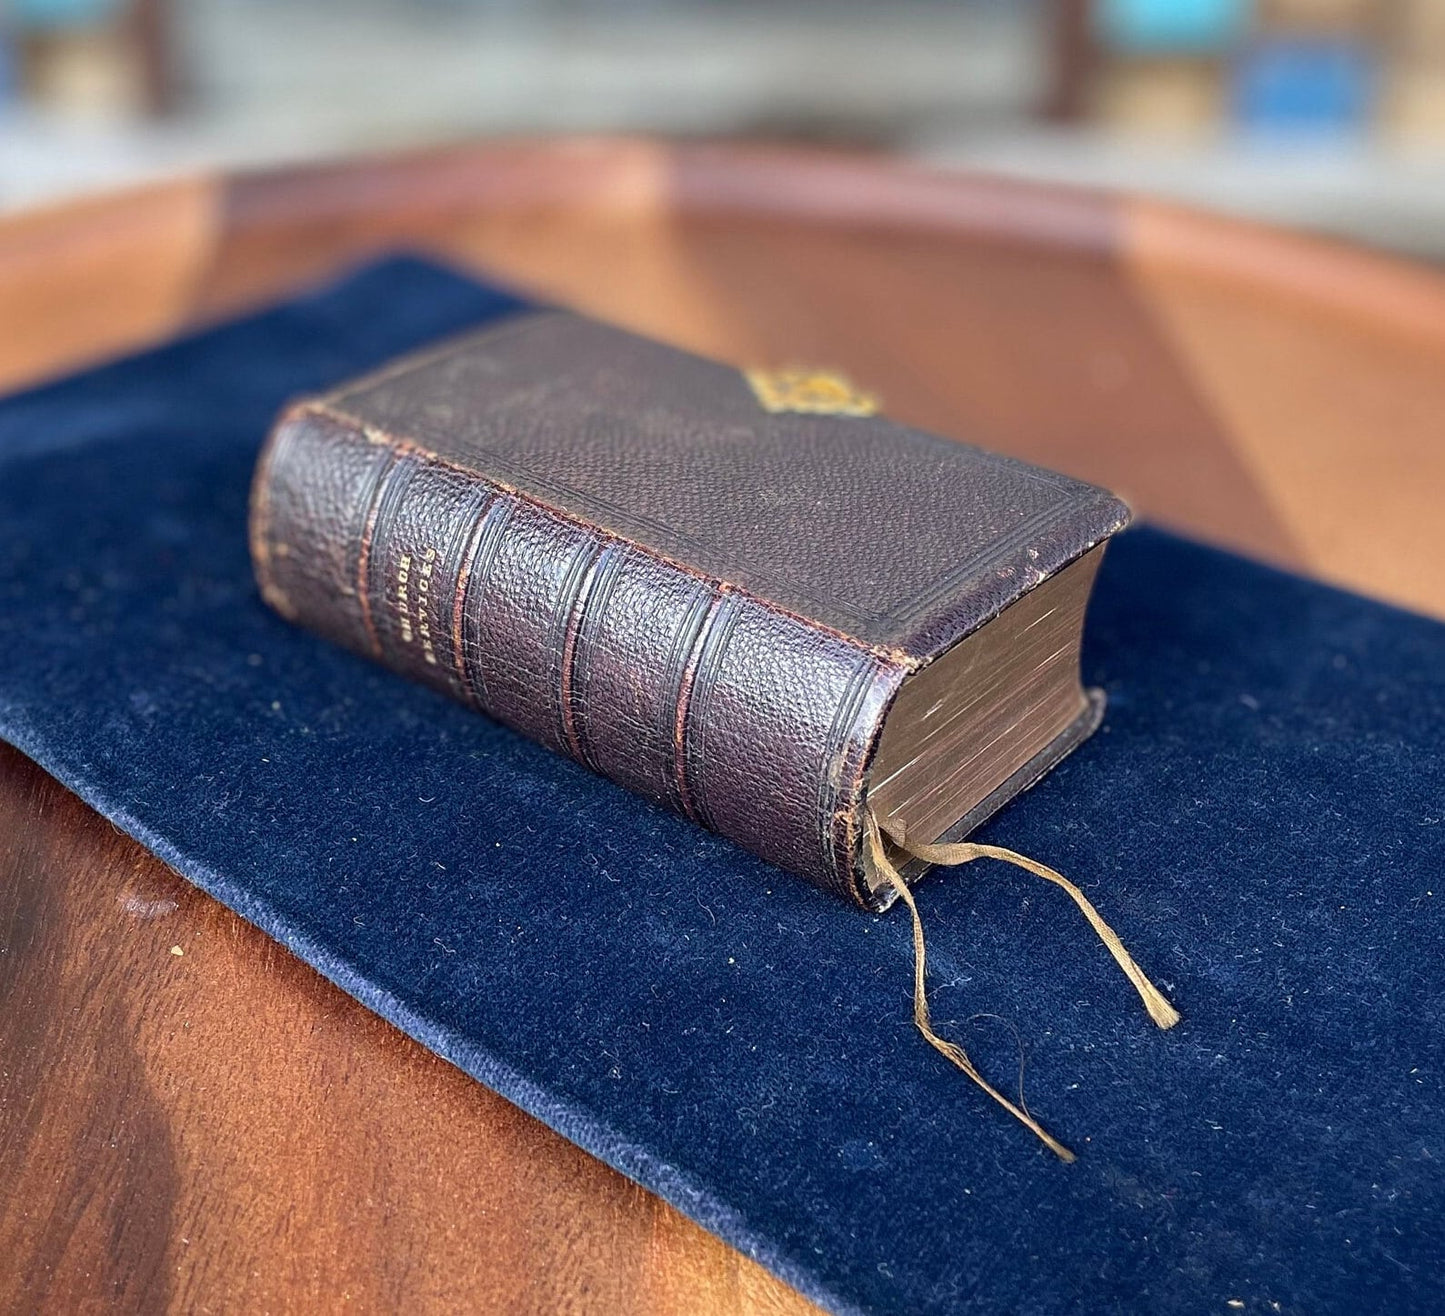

left=864, top=810, right=1179, bottom=1162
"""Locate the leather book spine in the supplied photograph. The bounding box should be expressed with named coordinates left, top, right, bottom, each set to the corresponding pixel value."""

left=250, top=403, right=907, bottom=904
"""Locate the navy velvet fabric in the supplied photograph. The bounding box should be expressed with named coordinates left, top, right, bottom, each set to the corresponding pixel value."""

left=2, top=257, right=1442, bottom=1316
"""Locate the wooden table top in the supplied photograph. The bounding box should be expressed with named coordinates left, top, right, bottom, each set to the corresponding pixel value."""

left=3, top=138, right=1444, bottom=1314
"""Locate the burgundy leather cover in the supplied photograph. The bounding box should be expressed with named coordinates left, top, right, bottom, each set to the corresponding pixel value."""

left=250, top=310, right=1128, bottom=906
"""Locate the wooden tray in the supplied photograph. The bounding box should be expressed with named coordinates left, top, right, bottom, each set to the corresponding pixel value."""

left=4, top=138, right=1443, bottom=1314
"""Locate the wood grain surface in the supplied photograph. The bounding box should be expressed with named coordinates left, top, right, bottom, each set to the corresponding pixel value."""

left=2, top=138, right=1443, bottom=1314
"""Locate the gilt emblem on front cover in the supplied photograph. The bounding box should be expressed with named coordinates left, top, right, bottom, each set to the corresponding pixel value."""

left=743, top=367, right=880, bottom=417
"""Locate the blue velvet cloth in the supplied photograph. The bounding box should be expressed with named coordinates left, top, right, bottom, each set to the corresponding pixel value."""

left=2, top=258, right=1442, bottom=1316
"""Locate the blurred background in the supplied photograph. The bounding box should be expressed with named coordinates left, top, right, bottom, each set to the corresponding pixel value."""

left=2, top=0, right=1444, bottom=258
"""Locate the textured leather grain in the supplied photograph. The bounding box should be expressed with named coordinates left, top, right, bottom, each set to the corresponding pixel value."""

left=250, top=309, right=1127, bottom=905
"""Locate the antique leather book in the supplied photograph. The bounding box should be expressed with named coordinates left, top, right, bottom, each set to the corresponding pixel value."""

left=250, top=309, right=1128, bottom=908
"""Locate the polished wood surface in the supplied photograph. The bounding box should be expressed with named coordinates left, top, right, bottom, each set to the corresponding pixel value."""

left=2, top=138, right=1443, bottom=1314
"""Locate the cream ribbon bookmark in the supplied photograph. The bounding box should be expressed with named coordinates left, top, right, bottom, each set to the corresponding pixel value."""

left=864, top=810, right=1179, bottom=1161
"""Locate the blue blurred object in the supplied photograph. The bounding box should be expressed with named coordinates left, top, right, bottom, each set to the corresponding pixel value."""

left=1233, top=38, right=1377, bottom=135
left=0, top=31, right=17, bottom=107
left=1097, top=0, right=1251, bottom=54
left=12, top=0, right=123, bottom=33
